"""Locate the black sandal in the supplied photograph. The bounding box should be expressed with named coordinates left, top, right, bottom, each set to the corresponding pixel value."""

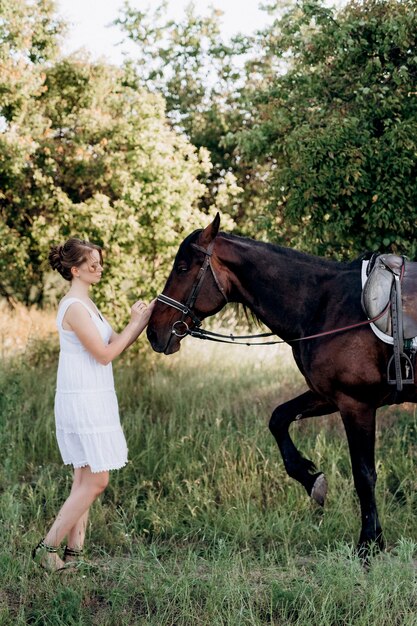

left=32, top=539, right=73, bottom=573
left=63, top=546, right=84, bottom=562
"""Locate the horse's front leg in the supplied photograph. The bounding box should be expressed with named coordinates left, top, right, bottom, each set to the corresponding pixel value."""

left=339, top=401, right=384, bottom=556
left=269, top=390, right=337, bottom=506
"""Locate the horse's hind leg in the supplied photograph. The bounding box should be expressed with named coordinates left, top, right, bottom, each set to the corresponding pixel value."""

left=339, top=402, right=383, bottom=555
left=269, top=390, right=337, bottom=506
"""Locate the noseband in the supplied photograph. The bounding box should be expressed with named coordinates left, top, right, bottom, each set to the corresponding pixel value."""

left=157, top=239, right=228, bottom=338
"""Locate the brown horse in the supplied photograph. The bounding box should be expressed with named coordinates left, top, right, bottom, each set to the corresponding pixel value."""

left=147, top=213, right=417, bottom=556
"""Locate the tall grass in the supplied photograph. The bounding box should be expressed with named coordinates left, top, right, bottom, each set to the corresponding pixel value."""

left=0, top=313, right=416, bottom=625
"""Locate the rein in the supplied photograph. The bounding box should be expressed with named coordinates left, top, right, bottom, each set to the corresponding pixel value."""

left=157, top=239, right=391, bottom=347
left=184, top=303, right=391, bottom=346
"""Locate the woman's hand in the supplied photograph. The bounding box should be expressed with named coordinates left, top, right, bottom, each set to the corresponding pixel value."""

left=130, top=299, right=156, bottom=326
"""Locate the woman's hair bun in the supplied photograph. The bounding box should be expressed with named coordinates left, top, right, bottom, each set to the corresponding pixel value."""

left=49, top=244, right=72, bottom=281
left=49, top=238, right=102, bottom=282
left=49, top=244, right=63, bottom=271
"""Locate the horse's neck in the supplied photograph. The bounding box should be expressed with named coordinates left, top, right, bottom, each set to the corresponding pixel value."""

left=218, top=235, right=343, bottom=339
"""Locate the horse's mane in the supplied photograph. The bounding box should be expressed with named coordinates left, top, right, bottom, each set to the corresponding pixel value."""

left=181, top=228, right=367, bottom=267
left=220, top=232, right=366, bottom=269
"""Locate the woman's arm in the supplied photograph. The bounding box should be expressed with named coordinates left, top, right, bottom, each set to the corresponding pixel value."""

left=108, top=299, right=156, bottom=349
left=63, top=300, right=154, bottom=365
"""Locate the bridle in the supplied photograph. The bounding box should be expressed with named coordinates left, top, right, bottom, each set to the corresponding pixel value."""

left=157, top=239, right=229, bottom=341
left=157, top=238, right=278, bottom=347
left=156, top=239, right=393, bottom=347
left=157, top=237, right=284, bottom=346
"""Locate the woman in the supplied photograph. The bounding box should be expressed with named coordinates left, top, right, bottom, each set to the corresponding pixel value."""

left=33, top=237, right=154, bottom=572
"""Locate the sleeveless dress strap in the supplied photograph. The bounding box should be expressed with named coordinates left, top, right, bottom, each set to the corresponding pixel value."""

left=57, top=298, right=94, bottom=329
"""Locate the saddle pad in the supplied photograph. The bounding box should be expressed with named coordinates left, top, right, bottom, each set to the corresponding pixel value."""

left=361, top=258, right=393, bottom=335
left=361, top=261, right=393, bottom=345
left=362, top=260, right=417, bottom=344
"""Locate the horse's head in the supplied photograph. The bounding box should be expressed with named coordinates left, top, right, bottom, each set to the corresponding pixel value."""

left=147, top=213, right=229, bottom=354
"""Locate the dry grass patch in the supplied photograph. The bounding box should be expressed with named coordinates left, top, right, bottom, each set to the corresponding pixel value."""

left=0, top=301, right=56, bottom=359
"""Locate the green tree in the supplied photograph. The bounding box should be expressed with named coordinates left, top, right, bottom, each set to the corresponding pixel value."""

left=239, top=0, right=417, bottom=257
left=116, top=1, right=269, bottom=232
left=0, top=0, right=65, bottom=303
left=0, top=1, right=212, bottom=321
left=0, top=0, right=63, bottom=119
left=32, top=58, right=211, bottom=321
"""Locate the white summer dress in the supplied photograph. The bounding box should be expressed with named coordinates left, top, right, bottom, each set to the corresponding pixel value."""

left=54, top=297, right=128, bottom=473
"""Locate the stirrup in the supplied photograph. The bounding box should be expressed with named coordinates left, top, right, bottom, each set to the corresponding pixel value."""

left=387, top=352, right=414, bottom=388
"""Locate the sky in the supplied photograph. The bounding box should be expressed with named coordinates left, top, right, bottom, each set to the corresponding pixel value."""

left=56, top=0, right=272, bottom=66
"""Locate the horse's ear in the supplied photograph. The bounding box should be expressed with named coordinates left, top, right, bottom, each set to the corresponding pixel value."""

left=199, top=213, right=220, bottom=246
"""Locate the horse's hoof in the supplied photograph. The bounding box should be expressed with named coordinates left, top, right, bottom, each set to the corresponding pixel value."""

left=311, top=474, right=327, bottom=507
left=357, top=533, right=385, bottom=563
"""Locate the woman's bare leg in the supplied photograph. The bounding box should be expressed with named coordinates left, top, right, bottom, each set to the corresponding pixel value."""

left=66, top=509, right=89, bottom=554
left=44, top=466, right=109, bottom=548
left=65, top=468, right=89, bottom=554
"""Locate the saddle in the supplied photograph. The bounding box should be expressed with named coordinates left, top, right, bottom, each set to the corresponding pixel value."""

left=362, top=253, right=417, bottom=391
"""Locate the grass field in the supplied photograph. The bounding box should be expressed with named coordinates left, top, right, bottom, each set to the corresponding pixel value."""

left=0, top=305, right=416, bottom=625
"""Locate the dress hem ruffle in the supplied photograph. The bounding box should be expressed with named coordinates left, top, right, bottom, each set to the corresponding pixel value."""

left=62, top=460, right=128, bottom=473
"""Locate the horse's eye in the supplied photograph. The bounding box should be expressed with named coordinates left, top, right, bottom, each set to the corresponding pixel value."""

left=177, top=264, right=188, bottom=274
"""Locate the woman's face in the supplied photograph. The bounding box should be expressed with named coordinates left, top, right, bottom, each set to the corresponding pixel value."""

left=73, top=249, right=103, bottom=284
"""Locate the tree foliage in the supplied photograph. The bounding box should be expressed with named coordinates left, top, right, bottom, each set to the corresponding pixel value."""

left=116, top=1, right=270, bottom=234
left=239, top=0, right=417, bottom=257
left=2, top=0, right=417, bottom=318
left=0, top=1, right=215, bottom=321
left=118, top=0, right=417, bottom=255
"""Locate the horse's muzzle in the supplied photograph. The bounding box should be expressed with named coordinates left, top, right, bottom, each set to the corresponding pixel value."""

left=146, top=325, right=181, bottom=355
